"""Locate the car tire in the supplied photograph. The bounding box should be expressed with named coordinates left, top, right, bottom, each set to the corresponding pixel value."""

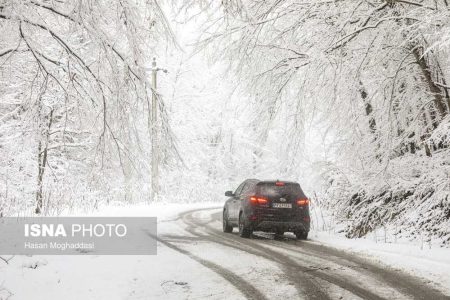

left=223, top=210, right=233, bottom=233
left=238, top=213, right=252, bottom=238
left=295, top=230, right=308, bottom=240
left=275, top=230, right=285, bottom=236
left=274, top=230, right=285, bottom=239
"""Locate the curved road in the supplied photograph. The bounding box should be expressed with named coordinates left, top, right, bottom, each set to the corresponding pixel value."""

left=158, top=207, right=449, bottom=300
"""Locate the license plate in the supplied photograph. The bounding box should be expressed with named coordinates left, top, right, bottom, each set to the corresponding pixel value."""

left=273, top=203, right=292, bottom=208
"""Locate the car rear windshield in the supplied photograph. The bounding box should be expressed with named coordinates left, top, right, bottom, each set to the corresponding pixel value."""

left=256, top=182, right=306, bottom=199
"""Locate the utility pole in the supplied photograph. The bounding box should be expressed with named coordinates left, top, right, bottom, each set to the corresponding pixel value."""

left=149, top=57, right=167, bottom=201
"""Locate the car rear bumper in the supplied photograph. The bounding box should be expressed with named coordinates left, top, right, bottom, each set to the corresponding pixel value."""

left=252, top=220, right=309, bottom=232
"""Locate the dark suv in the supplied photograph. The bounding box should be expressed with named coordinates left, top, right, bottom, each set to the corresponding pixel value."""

left=222, top=179, right=310, bottom=239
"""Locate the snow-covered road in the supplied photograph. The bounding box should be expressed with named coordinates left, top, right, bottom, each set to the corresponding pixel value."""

left=1, top=204, right=449, bottom=300
left=159, top=207, right=450, bottom=300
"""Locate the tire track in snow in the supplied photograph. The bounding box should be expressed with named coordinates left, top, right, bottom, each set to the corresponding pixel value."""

left=180, top=208, right=450, bottom=300
left=190, top=210, right=386, bottom=300
left=178, top=209, right=333, bottom=300
left=258, top=238, right=449, bottom=300
left=204, top=208, right=448, bottom=300
left=152, top=234, right=268, bottom=300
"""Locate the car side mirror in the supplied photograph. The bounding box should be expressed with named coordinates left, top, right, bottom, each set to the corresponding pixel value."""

left=225, top=191, right=234, bottom=197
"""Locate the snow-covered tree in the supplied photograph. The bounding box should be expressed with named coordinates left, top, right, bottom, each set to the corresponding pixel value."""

left=0, top=0, right=176, bottom=214
left=188, top=0, right=450, bottom=242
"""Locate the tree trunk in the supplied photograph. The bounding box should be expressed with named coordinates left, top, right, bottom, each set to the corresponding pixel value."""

left=359, top=82, right=377, bottom=134
left=412, top=46, right=448, bottom=124
left=35, top=108, right=54, bottom=214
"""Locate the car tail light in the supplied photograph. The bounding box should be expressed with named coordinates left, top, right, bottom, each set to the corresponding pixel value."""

left=250, top=196, right=268, bottom=205
left=275, top=181, right=285, bottom=186
left=297, top=199, right=309, bottom=206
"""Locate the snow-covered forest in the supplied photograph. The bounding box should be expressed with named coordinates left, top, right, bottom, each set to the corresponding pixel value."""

left=1, top=0, right=449, bottom=244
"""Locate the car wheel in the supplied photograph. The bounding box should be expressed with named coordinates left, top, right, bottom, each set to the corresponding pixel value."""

left=275, top=229, right=284, bottom=236
left=222, top=210, right=233, bottom=233
left=274, top=230, right=284, bottom=239
left=295, top=230, right=308, bottom=240
left=238, top=212, right=252, bottom=238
